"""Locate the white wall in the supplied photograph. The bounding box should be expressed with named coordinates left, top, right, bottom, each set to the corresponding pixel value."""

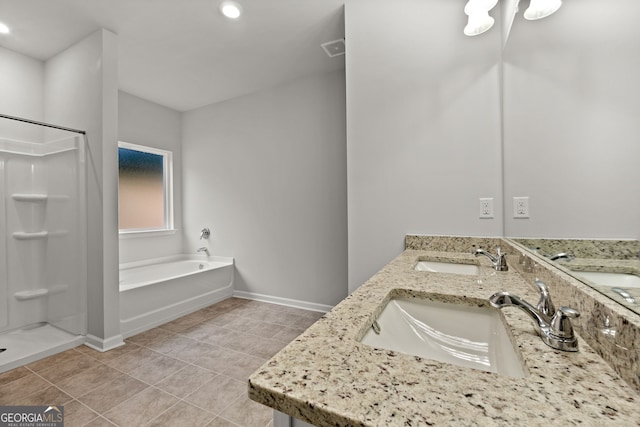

left=503, top=0, right=640, bottom=239
left=118, top=91, right=183, bottom=263
left=44, top=29, right=122, bottom=349
left=182, top=70, right=347, bottom=308
left=0, top=47, right=44, bottom=141
left=345, top=0, right=503, bottom=291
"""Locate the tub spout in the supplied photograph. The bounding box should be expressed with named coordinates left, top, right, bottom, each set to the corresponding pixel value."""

left=197, top=247, right=210, bottom=256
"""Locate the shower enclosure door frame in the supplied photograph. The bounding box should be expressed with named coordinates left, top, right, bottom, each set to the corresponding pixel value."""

left=0, top=113, right=88, bottom=339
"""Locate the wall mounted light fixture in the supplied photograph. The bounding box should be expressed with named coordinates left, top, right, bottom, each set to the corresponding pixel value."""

left=464, top=0, right=562, bottom=36
left=464, top=0, right=499, bottom=36
left=524, top=0, right=562, bottom=20
left=464, top=11, right=495, bottom=36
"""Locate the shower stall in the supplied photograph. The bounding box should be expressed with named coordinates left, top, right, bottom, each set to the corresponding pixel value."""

left=0, top=114, right=87, bottom=373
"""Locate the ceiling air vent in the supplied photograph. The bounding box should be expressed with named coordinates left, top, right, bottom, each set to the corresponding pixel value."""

left=321, top=39, right=345, bottom=58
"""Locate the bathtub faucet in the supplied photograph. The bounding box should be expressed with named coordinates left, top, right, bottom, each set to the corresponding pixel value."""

left=197, top=247, right=210, bottom=256
left=200, top=228, right=211, bottom=240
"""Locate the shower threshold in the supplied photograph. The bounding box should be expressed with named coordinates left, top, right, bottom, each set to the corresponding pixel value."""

left=0, top=323, right=84, bottom=374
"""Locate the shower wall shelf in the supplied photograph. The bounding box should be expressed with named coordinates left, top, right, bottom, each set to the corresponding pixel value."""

left=12, top=231, right=48, bottom=240
left=14, top=289, right=49, bottom=301
left=11, top=194, right=70, bottom=202
left=13, top=285, right=68, bottom=301
left=11, top=194, right=48, bottom=202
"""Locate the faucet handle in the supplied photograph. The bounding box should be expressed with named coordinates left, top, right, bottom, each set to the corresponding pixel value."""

left=546, top=306, right=580, bottom=352
left=533, top=279, right=556, bottom=318
left=550, top=306, right=580, bottom=339
left=494, top=248, right=508, bottom=271
left=200, top=228, right=211, bottom=240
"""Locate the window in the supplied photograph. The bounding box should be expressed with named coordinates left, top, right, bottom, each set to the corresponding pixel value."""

left=118, top=141, right=174, bottom=234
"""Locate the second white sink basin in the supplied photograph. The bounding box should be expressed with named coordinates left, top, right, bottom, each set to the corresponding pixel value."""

left=414, top=261, right=479, bottom=275
left=361, top=298, right=526, bottom=378
left=577, top=271, right=640, bottom=289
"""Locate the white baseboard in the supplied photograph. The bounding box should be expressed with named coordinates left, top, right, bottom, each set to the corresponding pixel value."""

left=233, top=290, right=333, bottom=313
left=84, top=333, right=125, bottom=352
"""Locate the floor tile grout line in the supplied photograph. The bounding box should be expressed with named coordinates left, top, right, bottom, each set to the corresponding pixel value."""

left=215, top=414, right=246, bottom=427
left=155, top=307, right=316, bottom=337
left=65, top=349, right=255, bottom=420
left=138, top=397, right=191, bottom=427
left=17, top=369, right=64, bottom=401
left=128, top=328, right=280, bottom=365
left=21, top=346, right=91, bottom=376
left=95, top=383, right=181, bottom=426
left=175, top=378, right=249, bottom=422
left=85, top=415, right=118, bottom=426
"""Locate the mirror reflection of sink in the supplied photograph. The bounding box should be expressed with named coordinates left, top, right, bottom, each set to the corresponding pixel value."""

left=414, top=261, right=479, bottom=275
left=360, top=298, right=526, bottom=378
left=576, top=271, right=640, bottom=289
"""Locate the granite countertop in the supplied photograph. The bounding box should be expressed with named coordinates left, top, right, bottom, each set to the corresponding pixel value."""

left=248, top=250, right=640, bottom=426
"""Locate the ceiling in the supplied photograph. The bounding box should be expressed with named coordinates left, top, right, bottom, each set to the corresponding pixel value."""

left=0, top=0, right=345, bottom=112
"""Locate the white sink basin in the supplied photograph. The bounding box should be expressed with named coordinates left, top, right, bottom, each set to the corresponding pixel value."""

left=577, top=271, right=640, bottom=289
left=414, top=261, right=479, bottom=276
left=360, top=298, right=526, bottom=378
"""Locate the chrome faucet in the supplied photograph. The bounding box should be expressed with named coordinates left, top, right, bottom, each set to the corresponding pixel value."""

left=548, top=252, right=574, bottom=261
left=197, top=247, right=210, bottom=256
left=473, top=247, right=508, bottom=271
left=489, top=280, right=580, bottom=352
left=200, top=227, right=211, bottom=240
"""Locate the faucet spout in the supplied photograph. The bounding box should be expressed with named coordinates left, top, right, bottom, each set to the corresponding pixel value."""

left=489, top=290, right=580, bottom=352
left=473, top=247, right=508, bottom=271
left=474, top=248, right=498, bottom=263
left=489, top=292, right=548, bottom=333
left=548, top=252, right=574, bottom=261
left=197, top=247, right=210, bottom=256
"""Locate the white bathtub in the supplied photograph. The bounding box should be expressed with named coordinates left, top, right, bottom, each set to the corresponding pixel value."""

left=119, top=255, right=234, bottom=337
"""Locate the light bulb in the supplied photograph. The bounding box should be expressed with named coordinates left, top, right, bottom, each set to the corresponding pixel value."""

left=464, top=12, right=495, bottom=36
left=220, top=1, right=242, bottom=19
left=464, top=0, right=499, bottom=15
left=524, top=0, right=562, bottom=20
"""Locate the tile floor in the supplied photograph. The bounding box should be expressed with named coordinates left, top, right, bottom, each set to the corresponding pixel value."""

left=0, top=298, right=324, bottom=426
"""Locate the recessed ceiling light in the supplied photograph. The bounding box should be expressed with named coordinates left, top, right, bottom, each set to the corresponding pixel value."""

left=220, top=1, right=242, bottom=19
left=0, top=22, right=10, bottom=34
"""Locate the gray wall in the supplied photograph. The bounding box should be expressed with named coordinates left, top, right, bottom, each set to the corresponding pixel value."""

left=503, top=0, right=640, bottom=239
left=118, top=91, right=184, bottom=263
left=182, top=70, right=347, bottom=308
left=0, top=47, right=44, bottom=141
left=345, top=0, right=503, bottom=291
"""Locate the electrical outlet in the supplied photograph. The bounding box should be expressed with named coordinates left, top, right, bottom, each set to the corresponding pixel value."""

left=513, top=197, right=529, bottom=218
left=479, top=198, right=494, bottom=218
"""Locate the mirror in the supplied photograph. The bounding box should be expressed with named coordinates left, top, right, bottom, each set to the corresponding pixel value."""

left=502, top=0, right=640, bottom=314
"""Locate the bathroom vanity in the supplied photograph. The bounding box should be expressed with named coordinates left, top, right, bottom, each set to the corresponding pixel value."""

left=248, top=236, right=640, bottom=426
